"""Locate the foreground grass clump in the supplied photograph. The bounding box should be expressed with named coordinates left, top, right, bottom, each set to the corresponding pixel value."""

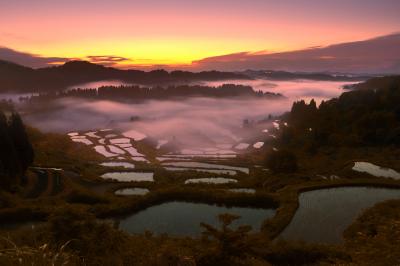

left=0, top=238, right=80, bottom=266
left=0, top=207, right=356, bottom=266
left=47, top=208, right=136, bottom=266
left=344, top=199, right=400, bottom=265
left=261, top=241, right=350, bottom=265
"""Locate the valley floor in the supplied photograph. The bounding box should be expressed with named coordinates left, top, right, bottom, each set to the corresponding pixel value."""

left=0, top=128, right=399, bottom=265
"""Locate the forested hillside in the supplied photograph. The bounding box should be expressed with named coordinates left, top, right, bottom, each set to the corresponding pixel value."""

left=279, top=75, right=400, bottom=150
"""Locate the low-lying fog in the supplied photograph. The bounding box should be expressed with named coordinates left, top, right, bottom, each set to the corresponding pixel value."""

left=202, top=79, right=352, bottom=104
left=24, top=97, right=289, bottom=146
left=2, top=79, right=355, bottom=148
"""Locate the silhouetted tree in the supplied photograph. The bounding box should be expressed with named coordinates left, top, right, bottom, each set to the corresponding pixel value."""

left=0, top=109, right=33, bottom=190
left=280, top=76, right=400, bottom=149
left=265, top=150, right=298, bottom=173
left=9, top=113, right=34, bottom=172
left=199, top=214, right=253, bottom=265
left=0, top=112, right=20, bottom=189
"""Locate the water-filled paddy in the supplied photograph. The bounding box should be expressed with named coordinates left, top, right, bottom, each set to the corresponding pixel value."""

left=253, top=142, right=264, bottom=149
left=162, top=162, right=249, bottom=174
left=184, top=177, right=237, bottom=184
left=118, top=201, right=276, bottom=236
left=94, top=145, right=118, bottom=157
left=72, top=138, right=93, bottom=145
left=124, top=147, right=145, bottom=157
left=107, top=145, right=126, bottom=154
left=110, top=138, right=131, bottom=144
left=122, top=129, right=147, bottom=141
left=279, top=186, right=400, bottom=244
left=228, top=188, right=256, bottom=194
left=164, top=167, right=237, bottom=175
left=352, top=162, right=400, bottom=179
left=131, top=157, right=150, bottom=162
left=85, top=131, right=101, bottom=138
left=165, top=154, right=237, bottom=159
left=101, top=172, right=154, bottom=182
left=156, top=157, right=191, bottom=162
left=100, top=162, right=135, bottom=169
left=235, top=143, right=250, bottom=150
left=115, top=188, right=150, bottom=196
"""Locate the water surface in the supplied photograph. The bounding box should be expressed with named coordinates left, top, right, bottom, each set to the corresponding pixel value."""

left=279, top=187, right=400, bottom=244
left=184, top=177, right=237, bottom=184
left=100, top=162, right=135, bottom=169
left=228, top=188, right=256, bottom=194
left=115, top=188, right=150, bottom=196
left=118, top=201, right=275, bottom=236
left=352, top=162, right=400, bottom=179
left=165, top=167, right=236, bottom=175
left=101, top=172, right=154, bottom=182
left=162, top=162, right=249, bottom=174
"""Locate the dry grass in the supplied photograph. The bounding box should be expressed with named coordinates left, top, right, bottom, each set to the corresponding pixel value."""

left=0, top=237, right=81, bottom=266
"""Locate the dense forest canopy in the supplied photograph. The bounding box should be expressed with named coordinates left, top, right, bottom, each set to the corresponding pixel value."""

left=279, top=75, right=400, bottom=150
left=0, top=105, right=33, bottom=190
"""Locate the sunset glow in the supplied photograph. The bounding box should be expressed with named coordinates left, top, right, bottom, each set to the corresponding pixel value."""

left=1, top=0, right=399, bottom=68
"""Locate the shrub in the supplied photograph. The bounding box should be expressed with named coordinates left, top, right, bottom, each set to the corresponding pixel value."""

left=265, top=150, right=298, bottom=173
left=65, top=189, right=109, bottom=205
left=48, top=208, right=134, bottom=265
left=198, top=214, right=254, bottom=265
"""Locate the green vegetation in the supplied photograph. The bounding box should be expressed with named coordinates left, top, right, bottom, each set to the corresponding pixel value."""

left=1, top=208, right=353, bottom=266
left=28, top=127, right=101, bottom=168
left=0, top=238, right=80, bottom=266
left=279, top=76, right=400, bottom=150
left=344, top=199, right=400, bottom=265
left=199, top=214, right=255, bottom=265
left=0, top=75, right=400, bottom=265
left=264, top=150, right=298, bottom=173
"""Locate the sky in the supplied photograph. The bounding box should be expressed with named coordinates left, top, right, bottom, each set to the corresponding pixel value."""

left=0, top=0, right=399, bottom=68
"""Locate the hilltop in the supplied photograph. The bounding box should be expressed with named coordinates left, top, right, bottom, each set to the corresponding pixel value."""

left=0, top=60, right=250, bottom=92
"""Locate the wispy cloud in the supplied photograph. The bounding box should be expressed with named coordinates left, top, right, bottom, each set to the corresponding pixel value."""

left=2, top=33, right=400, bottom=74
left=192, top=33, right=400, bottom=74
left=0, top=46, right=68, bottom=68
left=85, top=55, right=131, bottom=66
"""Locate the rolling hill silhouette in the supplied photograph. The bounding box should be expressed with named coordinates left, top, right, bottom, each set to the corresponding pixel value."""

left=0, top=60, right=249, bottom=92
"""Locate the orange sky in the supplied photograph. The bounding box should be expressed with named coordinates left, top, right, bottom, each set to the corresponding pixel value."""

left=1, top=0, right=399, bottom=67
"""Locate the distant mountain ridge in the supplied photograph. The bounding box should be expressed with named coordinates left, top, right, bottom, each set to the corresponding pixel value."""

left=240, top=70, right=371, bottom=81
left=0, top=60, right=372, bottom=93
left=194, top=33, right=400, bottom=74
left=0, top=60, right=250, bottom=92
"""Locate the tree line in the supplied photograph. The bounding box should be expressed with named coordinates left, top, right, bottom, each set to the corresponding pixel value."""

left=23, top=84, right=284, bottom=103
